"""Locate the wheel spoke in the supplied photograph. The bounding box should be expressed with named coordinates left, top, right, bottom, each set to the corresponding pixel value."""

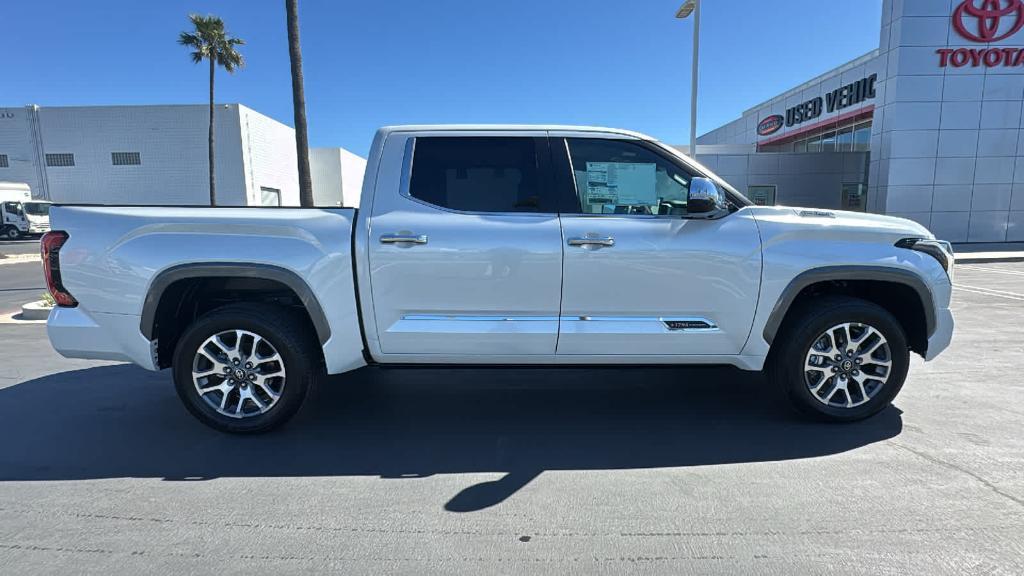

left=219, top=387, right=233, bottom=411
left=254, top=381, right=280, bottom=402
left=192, top=329, right=287, bottom=419
left=809, top=376, right=830, bottom=395
left=824, top=384, right=841, bottom=404
left=853, top=377, right=870, bottom=403
left=804, top=321, right=891, bottom=410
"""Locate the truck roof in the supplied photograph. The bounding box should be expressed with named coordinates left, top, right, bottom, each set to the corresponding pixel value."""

left=377, top=124, right=654, bottom=140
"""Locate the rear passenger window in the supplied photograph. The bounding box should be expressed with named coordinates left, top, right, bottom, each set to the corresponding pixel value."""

left=409, top=137, right=548, bottom=213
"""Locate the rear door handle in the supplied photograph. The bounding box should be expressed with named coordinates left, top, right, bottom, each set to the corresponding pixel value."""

left=380, top=234, right=428, bottom=245
left=567, top=236, right=615, bottom=247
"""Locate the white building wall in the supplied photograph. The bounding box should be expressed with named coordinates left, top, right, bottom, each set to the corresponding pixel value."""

left=338, top=147, right=366, bottom=207
left=239, top=105, right=300, bottom=206
left=310, top=147, right=366, bottom=207
left=0, top=107, right=45, bottom=198
left=310, top=148, right=343, bottom=207
left=0, top=103, right=366, bottom=208
left=35, top=104, right=248, bottom=205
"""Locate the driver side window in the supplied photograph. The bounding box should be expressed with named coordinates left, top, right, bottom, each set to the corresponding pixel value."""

left=564, top=138, right=694, bottom=216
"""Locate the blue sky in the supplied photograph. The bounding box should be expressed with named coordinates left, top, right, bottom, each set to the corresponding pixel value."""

left=1, top=1, right=882, bottom=156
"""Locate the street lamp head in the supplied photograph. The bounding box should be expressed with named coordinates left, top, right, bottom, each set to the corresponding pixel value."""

left=676, top=0, right=697, bottom=18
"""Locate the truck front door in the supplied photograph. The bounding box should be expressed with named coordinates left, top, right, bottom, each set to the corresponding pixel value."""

left=552, top=136, right=762, bottom=357
left=366, top=133, right=564, bottom=358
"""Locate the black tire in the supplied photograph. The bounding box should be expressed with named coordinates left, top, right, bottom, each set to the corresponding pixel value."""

left=2, top=226, right=20, bottom=240
left=769, top=295, right=910, bottom=422
left=172, top=303, right=320, bottom=434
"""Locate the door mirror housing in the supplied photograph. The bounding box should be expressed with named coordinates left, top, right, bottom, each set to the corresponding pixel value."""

left=687, top=177, right=728, bottom=219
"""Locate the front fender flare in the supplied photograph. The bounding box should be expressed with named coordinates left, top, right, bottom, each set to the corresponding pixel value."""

left=762, top=265, right=936, bottom=345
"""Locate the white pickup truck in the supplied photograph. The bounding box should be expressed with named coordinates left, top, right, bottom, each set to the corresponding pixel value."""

left=44, top=125, right=955, bottom=433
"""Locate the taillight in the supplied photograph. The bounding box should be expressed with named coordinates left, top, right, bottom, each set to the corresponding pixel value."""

left=41, top=231, right=77, bottom=307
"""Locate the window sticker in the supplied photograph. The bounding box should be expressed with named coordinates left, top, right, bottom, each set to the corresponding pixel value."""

left=584, top=162, right=657, bottom=206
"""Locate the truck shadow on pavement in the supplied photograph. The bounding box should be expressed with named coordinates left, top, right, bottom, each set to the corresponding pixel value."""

left=0, top=363, right=902, bottom=512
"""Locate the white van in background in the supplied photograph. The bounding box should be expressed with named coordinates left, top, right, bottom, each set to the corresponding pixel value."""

left=1, top=182, right=51, bottom=239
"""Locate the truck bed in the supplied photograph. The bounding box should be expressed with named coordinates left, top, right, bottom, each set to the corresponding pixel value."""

left=47, top=205, right=366, bottom=374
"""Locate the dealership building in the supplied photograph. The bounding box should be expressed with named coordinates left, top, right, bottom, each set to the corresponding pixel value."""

left=684, top=0, right=1024, bottom=243
left=0, top=103, right=365, bottom=207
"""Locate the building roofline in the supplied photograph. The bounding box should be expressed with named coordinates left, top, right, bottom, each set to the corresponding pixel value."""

left=741, top=49, right=880, bottom=116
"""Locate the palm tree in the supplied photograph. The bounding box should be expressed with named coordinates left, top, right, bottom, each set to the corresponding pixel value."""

left=285, top=0, right=314, bottom=207
left=178, top=14, right=245, bottom=206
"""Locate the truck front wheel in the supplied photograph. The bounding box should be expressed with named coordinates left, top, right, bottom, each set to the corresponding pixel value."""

left=2, top=226, right=20, bottom=240
left=769, top=296, right=910, bottom=422
left=172, top=303, right=318, bottom=433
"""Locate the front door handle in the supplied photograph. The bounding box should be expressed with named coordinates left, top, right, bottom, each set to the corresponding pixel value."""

left=567, top=236, right=615, bottom=247
left=380, top=234, right=428, bottom=245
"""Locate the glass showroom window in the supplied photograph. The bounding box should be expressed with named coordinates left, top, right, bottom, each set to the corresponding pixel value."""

left=836, top=127, right=854, bottom=152
left=842, top=183, right=867, bottom=212
left=748, top=185, right=776, bottom=206
left=853, top=123, right=871, bottom=151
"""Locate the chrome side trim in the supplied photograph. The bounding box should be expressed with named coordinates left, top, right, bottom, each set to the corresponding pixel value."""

left=564, top=315, right=718, bottom=331
left=401, top=315, right=560, bottom=322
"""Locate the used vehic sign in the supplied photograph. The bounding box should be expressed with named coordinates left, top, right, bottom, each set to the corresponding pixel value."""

left=757, top=115, right=784, bottom=136
left=938, top=0, right=1024, bottom=67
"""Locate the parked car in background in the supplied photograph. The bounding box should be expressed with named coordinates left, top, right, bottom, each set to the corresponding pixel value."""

left=43, top=125, right=955, bottom=433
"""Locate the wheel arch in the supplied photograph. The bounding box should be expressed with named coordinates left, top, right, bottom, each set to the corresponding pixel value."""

left=763, top=266, right=935, bottom=357
left=141, top=263, right=331, bottom=367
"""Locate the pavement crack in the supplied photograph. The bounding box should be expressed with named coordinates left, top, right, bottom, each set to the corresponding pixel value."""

left=889, top=441, right=1024, bottom=509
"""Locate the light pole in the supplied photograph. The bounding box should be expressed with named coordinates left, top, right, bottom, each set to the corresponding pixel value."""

left=676, top=0, right=700, bottom=159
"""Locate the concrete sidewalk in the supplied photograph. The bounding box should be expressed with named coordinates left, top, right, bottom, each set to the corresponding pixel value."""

left=0, top=253, right=39, bottom=265
left=953, top=242, right=1024, bottom=264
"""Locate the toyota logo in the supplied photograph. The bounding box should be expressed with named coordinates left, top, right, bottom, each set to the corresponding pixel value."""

left=953, top=0, right=1024, bottom=42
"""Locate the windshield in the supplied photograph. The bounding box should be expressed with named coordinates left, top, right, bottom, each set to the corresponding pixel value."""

left=23, top=202, right=51, bottom=216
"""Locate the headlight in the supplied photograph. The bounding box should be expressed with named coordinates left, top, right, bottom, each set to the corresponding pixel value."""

left=896, top=238, right=954, bottom=279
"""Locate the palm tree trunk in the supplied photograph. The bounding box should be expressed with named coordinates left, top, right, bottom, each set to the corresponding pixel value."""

left=208, top=57, right=217, bottom=206
left=286, top=0, right=314, bottom=207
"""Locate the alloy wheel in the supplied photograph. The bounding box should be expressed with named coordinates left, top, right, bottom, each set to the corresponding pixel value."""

left=803, top=322, right=892, bottom=409
left=191, top=329, right=286, bottom=418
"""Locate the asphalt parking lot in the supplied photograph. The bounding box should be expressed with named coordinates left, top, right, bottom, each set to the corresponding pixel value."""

left=0, top=261, right=1021, bottom=575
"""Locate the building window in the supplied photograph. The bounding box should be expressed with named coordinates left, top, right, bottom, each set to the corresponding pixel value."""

left=853, top=124, right=871, bottom=151
left=45, top=153, right=75, bottom=167
left=836, top=127, right=854, bottom=152
left=111, top=152, right=141, bottom=166
left=0, top=154, right=8, bottom=168
left=820, top=131, right=837, bottom=152
left=260, top=187, right=281, bottom=207
left=748, top=185, right=777, bottom=206
left=841, top=183, right=867, bottom=212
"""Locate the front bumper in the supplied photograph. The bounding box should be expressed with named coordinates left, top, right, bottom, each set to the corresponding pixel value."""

left=47, top=306, right=157, bottom=370
left=924, top=307, right=954, bottom=361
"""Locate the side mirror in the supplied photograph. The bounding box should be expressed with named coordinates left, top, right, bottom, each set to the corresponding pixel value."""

left=687, top=177, right=728, bottom=219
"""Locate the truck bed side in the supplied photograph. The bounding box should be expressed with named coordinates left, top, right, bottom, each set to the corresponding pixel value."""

left=47, top=205, right=366, bottom=374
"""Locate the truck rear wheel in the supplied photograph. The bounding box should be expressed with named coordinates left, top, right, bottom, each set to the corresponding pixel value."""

left=172, top=303, right=318, bottom=433
left=769, top=296, right=909, bottom=422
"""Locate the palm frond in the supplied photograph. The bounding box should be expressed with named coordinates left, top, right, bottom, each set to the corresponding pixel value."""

left=179, top=13, right=245, bottom=71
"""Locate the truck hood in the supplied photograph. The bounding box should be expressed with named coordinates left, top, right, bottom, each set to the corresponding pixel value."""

left=746, top=206, right=935, bottom=243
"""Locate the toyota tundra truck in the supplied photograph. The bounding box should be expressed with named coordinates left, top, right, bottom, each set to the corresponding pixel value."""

left=43, top=125, right=955, bottom=433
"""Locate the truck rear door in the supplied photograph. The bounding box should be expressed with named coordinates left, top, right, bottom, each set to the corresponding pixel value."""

left=366, top=132, right=564, bottom=357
